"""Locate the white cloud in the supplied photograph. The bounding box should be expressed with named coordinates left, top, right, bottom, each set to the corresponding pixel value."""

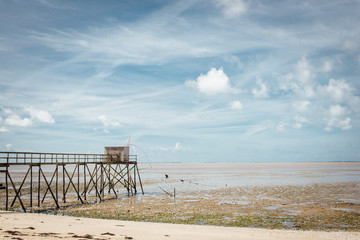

left=320, top=60, right=333, bottom=73
left=325, top=104, right=351, bottom=131
left=186, top=67, right=237, bottom=96
left=0, top=107, right=54, bottom=130
left=152, top=142, right=188, bottom=152
left=329, top=104, right=347, bottom=117
left=6, top=144, right=12, bottom=150
left=223, top=54, right=243, bottom=69
left=97, top=115, right=121, bottom=131
left=174, top=142, right=182, bottom=152
left=275, top=122, right=287, bottom=133
left=279, top=58, right=315, bottom=99
left=5, top=115, right=33, bottom=127
left=0, top=127, right=9, bottom=132
left=293, top=100, right=311, bottom=113
left=243, top=121, right=273, bottom=137
left=296, top=58, right=312, bottom=84
left=252, top=79, right=269, bottom=98
left=293, top=116, right=309, bottom=129
left=323, top=79, right=354, bottom=104
left=343, top=40, right=358, bottom=51
left=295, top=58, right=316, bottom=98
left=230, top=100, right=243, bottom=110
left=216, top=0, right=247, bottom=18
left=25, top=107, right=55, bottom=123
left=325, top=117, right=352, bottom=131
left=280, top=58, right=360, bottom=132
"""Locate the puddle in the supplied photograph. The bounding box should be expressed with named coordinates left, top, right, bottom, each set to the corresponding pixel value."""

left=216, top=200, right=250, bottom=205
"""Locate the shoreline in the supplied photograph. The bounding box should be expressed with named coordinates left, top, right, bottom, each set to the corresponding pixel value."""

left=141, top=162, right=360, bottom=164
left=1, top=210, right=360, bottom=240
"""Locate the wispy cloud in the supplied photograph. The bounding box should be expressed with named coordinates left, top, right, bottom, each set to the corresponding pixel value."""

left=25, top=107, right=55, bottom=123
left=278, top=58, right=360, bottom=131
left=252, top=78, right=269, bottom=99
left=230, top=100, right=243, bottom=110
left=151, top=142, right=189, bottom=152
left=0, top=0, right=359, bottom=162
left=97, top=115, right=121, bottom=133
left=215, top=0, right=247, bottom=18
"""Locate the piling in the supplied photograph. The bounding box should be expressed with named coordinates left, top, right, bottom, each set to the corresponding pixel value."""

left=0, top=148, right=144, bottom=212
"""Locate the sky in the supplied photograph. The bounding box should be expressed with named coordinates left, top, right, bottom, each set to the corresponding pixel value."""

left=0, top=0, right=360, bottom=163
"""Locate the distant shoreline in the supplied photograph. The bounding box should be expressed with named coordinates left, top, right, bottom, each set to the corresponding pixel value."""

left=139, top=161, right=360, bottom=164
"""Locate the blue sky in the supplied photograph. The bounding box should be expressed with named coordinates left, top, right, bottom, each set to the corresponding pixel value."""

left=0, top=0, right=359, bottom=162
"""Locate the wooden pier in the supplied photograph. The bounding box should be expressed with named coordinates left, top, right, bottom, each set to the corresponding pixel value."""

left=0, top=149, right=144, bottom=212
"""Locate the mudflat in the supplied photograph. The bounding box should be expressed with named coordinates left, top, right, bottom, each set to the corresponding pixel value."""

left=1, top=162, right=360, bottom=232
left=59, top=162, right=360, bottom=231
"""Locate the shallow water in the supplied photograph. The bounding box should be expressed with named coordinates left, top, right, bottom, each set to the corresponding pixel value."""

left=2, top=162, right=360, bottom=198
left=139, top=162, right=360, bottom=194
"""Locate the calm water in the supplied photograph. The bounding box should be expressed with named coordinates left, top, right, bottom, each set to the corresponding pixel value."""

left=138, top=162, right=360, bottom=194
left=3, top=162, right=360, bottom=195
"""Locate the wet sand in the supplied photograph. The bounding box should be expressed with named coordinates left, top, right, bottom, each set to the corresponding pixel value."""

left=62, top=182, right=360, bottom=231
left=1, top=210, right=360, bottom=240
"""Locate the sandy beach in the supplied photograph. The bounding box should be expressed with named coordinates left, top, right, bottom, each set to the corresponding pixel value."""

left=1, top=210, right=360, bottom=240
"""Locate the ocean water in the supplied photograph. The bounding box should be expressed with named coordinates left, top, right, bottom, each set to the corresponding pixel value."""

left=2, top=162, right=359, bottom=195
left=138, top=162, right=360, bottom=194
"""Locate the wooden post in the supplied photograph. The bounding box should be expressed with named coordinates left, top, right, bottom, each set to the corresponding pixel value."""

left=30, top=165, right=33, bottom=208
left=134, top=164, right=137, bottom=194
left=127, top=164, right=130, bottom=196
left=5, top=163, right=8, bottom=211
left=84, top=164, right=86, bottom=201
left=77, top=163, right=80, bottom=200
left=108, top=163, right=111, bottom=194
left=0, top=151, right=144, bottom=210
left=95, top=163, right=99, bottom=202
left=136, top=164, right=144, bottom=195
left=63, top=164, right=66, bottom=203
left=100, top=163, right=104, bottom=199
left=38, top=165, right=41, bottom=207
left=56, top=165, right=58, bottom=206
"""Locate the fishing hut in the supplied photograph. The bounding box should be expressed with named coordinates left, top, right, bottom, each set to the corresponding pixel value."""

left=0, top=146, right=143, bottom=212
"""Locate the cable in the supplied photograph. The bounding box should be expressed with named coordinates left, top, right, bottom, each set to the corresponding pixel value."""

left=129, top=144, right=152, bottom=169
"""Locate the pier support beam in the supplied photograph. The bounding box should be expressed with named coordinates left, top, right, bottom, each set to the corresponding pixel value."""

left=0, top=151, right=144, bottom=212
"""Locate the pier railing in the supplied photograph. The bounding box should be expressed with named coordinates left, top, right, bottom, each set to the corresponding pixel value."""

left=0, top=151, right=138, bottom=165
left=0, top=151, right=143, bottom=212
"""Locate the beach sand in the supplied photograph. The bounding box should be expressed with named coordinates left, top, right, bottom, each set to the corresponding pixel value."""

left=1, top=211, right=360, bottom=240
